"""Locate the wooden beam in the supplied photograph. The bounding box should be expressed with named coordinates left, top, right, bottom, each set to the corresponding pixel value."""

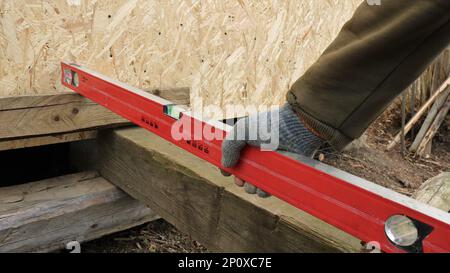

left=414, top=172, right=450, bottom=213
left=0, top=172, right=158, bottom=253
left=0, top=88, right=189, bottom=147
left=145, top=87, right=190, bottom=105
left=0, top=130, right=97, bottom=151
left=0, top=93, right=129, bottom=140
left=97, top=128, right=361, bottom=253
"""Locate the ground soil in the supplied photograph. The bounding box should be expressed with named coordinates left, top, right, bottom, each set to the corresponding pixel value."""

left=320, top=104, right=449, bottom=196
left=82, top=219, right=207, bottom=253
left=84, top=103, right=448, bottom=253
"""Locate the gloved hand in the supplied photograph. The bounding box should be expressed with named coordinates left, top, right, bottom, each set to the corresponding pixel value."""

left=221, top=104, right=324, bottom=198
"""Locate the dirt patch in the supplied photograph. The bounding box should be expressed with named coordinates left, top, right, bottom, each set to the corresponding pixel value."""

left=319, top=105, right=449, bottom=196
left=81, top=219, right=207, bottom=253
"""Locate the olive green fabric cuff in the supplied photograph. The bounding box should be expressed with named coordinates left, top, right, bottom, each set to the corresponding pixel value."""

left=287, top=92, right=353, bottom=151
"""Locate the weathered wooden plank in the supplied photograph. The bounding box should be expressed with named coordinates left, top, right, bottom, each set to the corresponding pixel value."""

left=0, top=172, right=158, bottom=253
left=0, top=93, right=129, bottom=139
left=0, top=92, right=82, bottom=110
left=0, top=88, right=190, bottom=142
left=0, top=130, right=97, bottom=151
left=97, top=128, right=361, bottom=253
left=145, top=87, right=190, bottom=105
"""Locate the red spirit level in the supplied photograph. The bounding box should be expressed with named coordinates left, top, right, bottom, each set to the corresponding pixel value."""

left=61, top=62, right=450, bottom=253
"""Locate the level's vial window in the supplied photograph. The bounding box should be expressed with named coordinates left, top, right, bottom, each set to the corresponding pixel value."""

left=63, top=69, right=79, bottom=87
left=63, top=69, right=72, bottom=85
left=163, top=104, right=183, bottom=120
left=72, top=71, right=79, bottom=87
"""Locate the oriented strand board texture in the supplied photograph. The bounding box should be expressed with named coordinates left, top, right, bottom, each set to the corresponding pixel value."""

left=0, top=0, right=361, bottom=117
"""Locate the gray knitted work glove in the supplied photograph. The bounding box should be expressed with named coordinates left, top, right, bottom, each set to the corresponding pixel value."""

left=221, top=104, right=324, bottom=198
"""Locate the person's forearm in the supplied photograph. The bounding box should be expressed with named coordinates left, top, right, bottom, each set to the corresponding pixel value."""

left=287, top=0, right=450, bottom=150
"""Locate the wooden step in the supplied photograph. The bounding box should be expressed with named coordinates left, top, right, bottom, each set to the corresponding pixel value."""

left=0, top=172, right=158, bottom=253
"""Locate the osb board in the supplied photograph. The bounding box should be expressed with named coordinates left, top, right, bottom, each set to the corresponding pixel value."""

left=0, top=0, right=362, bottom=118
